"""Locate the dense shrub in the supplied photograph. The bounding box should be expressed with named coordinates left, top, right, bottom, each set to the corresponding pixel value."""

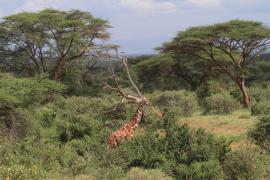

left=151, top=90, right=199, bottom=117
left=39, top=107, right=57, bottom=128
left=249, top=115, right=270, bottom=151
left=249, top=82, right=270, bottom=102
left=0, top=73, right=66, bottom=140
left=108, top=114, right=229, bottom=179
left=204, top=92, right=239, bottom=114
left=56, top=113, right=99, bottom=143
left=133, top=55, right=188, bottom=91
left=163, top=126, right=227, bottom=179
left=222, top=147, right=270, bottom=180
left=0, top=107, right=29, bottom=139
left=43, top=96, right=111, bottom=143
left=122, top=167, right=172, bottom=180
left=177, top=160, right=224, bottom=180
left=2, top=71, right=270, bottom=179
left=249, top=83, right=270, bottom=116
left=196, top=80, right=238, bottom=100
left=251, top=100, right=270, bottom=116
left=0, top=138, right=63, bottom=179
left=198, top=80, right=229, bottom=97
left=0, top=73, right=66, bottom=108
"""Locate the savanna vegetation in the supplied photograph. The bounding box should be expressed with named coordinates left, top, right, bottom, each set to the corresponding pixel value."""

left=0, top=9, right=270, bottom=179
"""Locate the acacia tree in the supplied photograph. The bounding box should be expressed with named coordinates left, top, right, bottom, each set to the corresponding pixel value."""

left=160, top=20, right=270, bottom=107
left=135, top=54, right=213, bottom=90
left=0, top=9, right=110, bottom=80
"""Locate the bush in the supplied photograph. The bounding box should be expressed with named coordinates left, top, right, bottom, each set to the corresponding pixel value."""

left=0, top=107, right=29, bottom=139
left=11, top=95, right=110, bottom=143
left=249, top=115, right=270, bottom=151
left=163, top=126, right=227, bottom=179
left=251, top=100, right=270, bottom=116
left=204, top=92, right=238, bottom=114
left=177, top=160, right=224, bottom=180
left=122, top=167, right=172, bottom=180
left=249, top=82, right=270, bottom=102
left=196, top=80, right=238, bottom=100
left=56, top=113, right=98, bottom=143
left=108, top=114, right=229, bottom=179
left=151, top=90, right=199, bottom=117
left=199, top=80, right=229, bottom=96
left=0, top=73, right=66, bottom=108
left=0, top=73, right=66, bottom=139
left=0, top=165, right=38, bottom=180
left=222, top=147, right=270, bottom=180
left=0, top=138, right=63, bottom=179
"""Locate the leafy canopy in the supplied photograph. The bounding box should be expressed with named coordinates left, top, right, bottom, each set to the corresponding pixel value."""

left=0, top=9, right=111, bottom=79
left=160, top=20, right=270, bottom=107
left=161, top=20, right=270, bottom=64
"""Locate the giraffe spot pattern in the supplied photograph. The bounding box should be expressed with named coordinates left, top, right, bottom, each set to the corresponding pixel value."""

left=108, top=103, right=144, bottom=149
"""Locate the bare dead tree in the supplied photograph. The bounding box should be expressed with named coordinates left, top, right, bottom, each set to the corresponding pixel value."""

left=104, top=49, right=164, bottom=148
left=103, top=48, right=164, bottom=117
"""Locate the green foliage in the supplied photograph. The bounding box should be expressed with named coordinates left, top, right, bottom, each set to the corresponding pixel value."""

left=197, top=80, right=231, bottom=98
left=0, top=73, right=65, bottom=139
left=163, top=124, right=229, bottom=167
left=204, top=92, right=239, bottom=114
left=151, top=90, right=199, bottom=117
left=39, top=107, right=56, bottom=128
left=0, top=164, right=39, bottom=180
left=56, top=110, right=100, bottom=143
left=0, top=73, right=66, bottom=108
left=134, top=54, right=209, bottom=90
left=177, top=160, right=224, bottom=180
left=251, top=100, right=270, bottom=116
left=122, top=167, right=172, bottom=180
left=109, top=114, right=229, bottom=179
left=161, top=19, right=270, bottom=107
left=61, top=60, right=110, bottom=96
left=2, top=12, right=270, bottom=179
left=36, top=96, right=113, bottom=144
left=250, top=83, right=270, bottom=116
left=0, top=9, right=110, bottom=79
left=249, top=115, right=270, bottom=151
left=0, top=138, right=63, bottom=179
left=249, top=82, right=270, bottom=102
left=248, top=60, right=270, bottom=82
left=222, top=147, right=270, bottom=180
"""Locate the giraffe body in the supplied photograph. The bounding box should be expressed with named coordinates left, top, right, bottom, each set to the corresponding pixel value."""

left=108, top=103, right=144, bottom=149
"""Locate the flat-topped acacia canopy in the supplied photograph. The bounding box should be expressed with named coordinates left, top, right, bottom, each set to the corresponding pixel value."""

left=0, top=9, right=111, bottom=80
left=160, top=20, right=270, bottom=108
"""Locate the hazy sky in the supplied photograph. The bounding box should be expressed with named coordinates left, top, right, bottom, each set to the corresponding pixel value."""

left=0, top=0, right=269, bottom=54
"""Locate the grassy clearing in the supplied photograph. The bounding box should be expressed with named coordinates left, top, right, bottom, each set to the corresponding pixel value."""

left=178, top=110, right=258, bottom=150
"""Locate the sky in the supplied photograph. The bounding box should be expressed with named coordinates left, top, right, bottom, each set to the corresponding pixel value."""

left=0, top=0, right=269, bottom=54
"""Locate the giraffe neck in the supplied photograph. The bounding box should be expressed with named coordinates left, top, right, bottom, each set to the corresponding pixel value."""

left=130, top=103, right=144, bottom=127
left=107, top=102, right=144, bottom=149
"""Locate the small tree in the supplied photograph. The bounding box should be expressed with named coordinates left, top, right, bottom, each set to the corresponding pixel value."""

left=160, top=20, right=270, bottom=107
left=0, top=9, right=110, bottom=80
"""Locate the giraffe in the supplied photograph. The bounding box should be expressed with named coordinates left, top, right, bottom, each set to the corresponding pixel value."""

left=107, top=102, right=144, bottom=149
left=105, top=53, right=163, bottom=149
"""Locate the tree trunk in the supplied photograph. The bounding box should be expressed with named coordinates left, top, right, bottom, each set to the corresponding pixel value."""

left=52, top=57, right=65, bottom=80
left=52, top=67, right=63, bottom=81
left=236, top=78, right=251, bottom=108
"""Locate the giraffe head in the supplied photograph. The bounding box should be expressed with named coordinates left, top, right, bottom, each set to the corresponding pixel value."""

left=141, top=97, right=152, bottom=106
left=139, top=97, right=164, bottom=118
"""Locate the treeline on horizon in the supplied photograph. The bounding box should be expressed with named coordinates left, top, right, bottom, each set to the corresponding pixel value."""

left=0, top=9, right=270, bottom=179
